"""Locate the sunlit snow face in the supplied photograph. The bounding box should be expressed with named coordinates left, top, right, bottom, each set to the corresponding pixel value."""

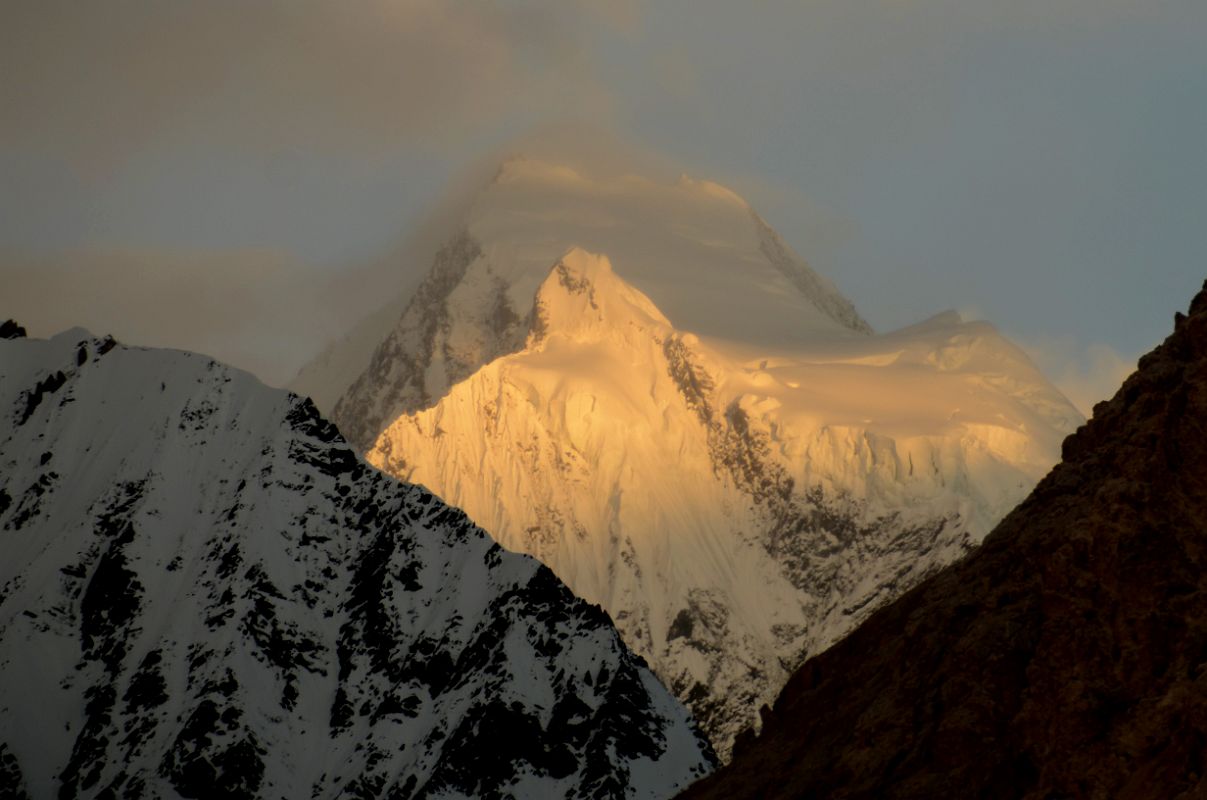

left=351, top=231, right=1081, bottom=758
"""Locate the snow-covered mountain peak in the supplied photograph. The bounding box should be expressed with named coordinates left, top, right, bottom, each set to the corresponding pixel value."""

left=295, top=153, right=877, bottom=441
left=0, top=329, right=717, bottom=799
left=531, top=249, right=672, bottom=346
left=298, top=151, right=1081, bottom=759
left=312, top=155, right=877, bottom=450
left=360, top=253, right=1081, bottom=755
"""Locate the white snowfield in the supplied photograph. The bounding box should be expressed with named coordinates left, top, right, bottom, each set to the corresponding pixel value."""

left=0, top=328, right=715, bottom=799
left=302, top=158, right=1083, bottom=758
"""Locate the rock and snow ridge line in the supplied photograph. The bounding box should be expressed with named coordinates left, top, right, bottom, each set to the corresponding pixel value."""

left=351, top=246, right=1082, bottom=759
left=0, top=323, right=716, bottom=800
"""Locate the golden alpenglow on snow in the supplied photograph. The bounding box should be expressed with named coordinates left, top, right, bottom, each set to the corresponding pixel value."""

left=299, top=159, right=1082, bottom=758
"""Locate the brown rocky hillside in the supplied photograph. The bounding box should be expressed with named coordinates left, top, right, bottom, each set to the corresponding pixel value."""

left=681, top=280, right=1207, bottom=800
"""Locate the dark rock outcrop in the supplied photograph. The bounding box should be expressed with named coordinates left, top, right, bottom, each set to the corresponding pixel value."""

left=681, top=280, right=1207, bottom=800
left=1, top=320, right=26, bottom=340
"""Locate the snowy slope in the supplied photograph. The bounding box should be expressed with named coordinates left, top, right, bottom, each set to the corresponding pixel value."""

left=307, top=158, right=1082, bottom=758
left=0, top=325, right=715, bottom=800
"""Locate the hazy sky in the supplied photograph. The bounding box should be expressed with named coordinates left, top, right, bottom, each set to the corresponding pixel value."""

left=3, top=0, right=1205, bottom=413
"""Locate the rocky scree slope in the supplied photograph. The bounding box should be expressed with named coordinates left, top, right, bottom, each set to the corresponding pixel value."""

left=680, top=283, right=1207, bottom=799
left=344, top=235, right=1079, bottom=759
left=0, top=323, right=715, bottom=800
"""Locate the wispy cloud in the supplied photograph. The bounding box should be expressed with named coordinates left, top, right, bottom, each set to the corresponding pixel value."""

left=1018, top=336, right=1138, bottom=417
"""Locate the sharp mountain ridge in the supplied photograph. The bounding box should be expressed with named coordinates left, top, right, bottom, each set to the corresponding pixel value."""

left=0, top=324, right=715, bottom=800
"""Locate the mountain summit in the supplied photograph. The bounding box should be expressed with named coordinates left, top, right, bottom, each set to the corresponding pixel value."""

left=293, top=157, right=871, bottom=425
left=681, top=283, right=1207, bottom=798
left=295, top=157, right=1082, bottom=757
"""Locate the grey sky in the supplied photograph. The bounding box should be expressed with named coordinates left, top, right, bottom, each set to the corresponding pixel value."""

left=3, top=0, right=1204, bottom=412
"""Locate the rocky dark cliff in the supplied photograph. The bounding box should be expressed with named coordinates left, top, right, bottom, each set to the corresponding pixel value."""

left=681, top=280, right=1207, bottom=800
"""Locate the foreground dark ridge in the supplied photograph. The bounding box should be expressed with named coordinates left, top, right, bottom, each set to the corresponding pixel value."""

left=0, top=326, right=715, bottom=800
left=681, top=280, right=1207, bottom=800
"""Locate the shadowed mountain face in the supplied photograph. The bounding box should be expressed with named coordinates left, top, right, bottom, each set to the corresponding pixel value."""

left=0, top=327, right=715, bottom=800
left=680, top=280, right=1207, bottom=800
